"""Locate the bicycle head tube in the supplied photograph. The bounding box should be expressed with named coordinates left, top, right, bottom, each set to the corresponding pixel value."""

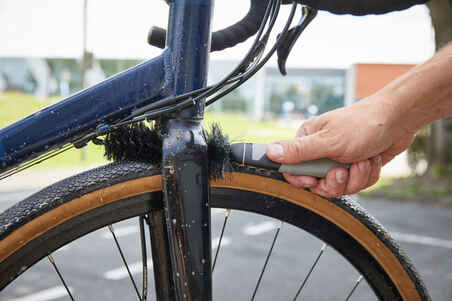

left=160, top=1, right=214, bottom=300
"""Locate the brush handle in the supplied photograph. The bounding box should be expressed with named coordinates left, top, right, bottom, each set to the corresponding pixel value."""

left=230, top=143, right=349, bottom=178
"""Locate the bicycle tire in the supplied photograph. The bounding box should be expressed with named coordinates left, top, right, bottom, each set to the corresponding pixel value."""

left=0, top=161, right=430, bottom=300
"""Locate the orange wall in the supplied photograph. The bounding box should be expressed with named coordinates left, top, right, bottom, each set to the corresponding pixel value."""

left=354, top=63, right=415, bottom=99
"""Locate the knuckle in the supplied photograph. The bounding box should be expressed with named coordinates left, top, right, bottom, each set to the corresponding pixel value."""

left=319, top=180, right=343, bottom=198
left=285, top=138, right=304, bottom=163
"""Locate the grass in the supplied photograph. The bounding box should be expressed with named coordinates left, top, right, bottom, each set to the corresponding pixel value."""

left=360, top=174, right=452, bottom=206
left=204, top=112, right=295, bottom=143
left=0, top=92, right=107, bottom=169
left=0, top=93, right=297, bottom=169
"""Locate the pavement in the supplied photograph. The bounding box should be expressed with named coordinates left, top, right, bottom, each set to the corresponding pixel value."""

left=0, top=168, right=91, bottom=193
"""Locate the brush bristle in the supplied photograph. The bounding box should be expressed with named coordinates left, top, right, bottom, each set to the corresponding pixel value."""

left=104, top=122, right=162, bottom=164
left=203, top=123, right=232, bottom=180
left=103, top=122, right=232, bottom=179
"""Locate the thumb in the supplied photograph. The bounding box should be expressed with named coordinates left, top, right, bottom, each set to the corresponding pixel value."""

left=266, top=134, right=332, bottom=164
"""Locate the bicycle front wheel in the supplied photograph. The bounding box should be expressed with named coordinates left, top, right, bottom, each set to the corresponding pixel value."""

left=0, top=161, right=430, bottom=300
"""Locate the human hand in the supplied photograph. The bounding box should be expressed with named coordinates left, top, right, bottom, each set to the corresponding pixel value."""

left=266, top=96, right=416, bottom=197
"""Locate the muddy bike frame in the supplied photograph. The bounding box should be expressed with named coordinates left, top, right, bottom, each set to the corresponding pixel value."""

left=0, top=0, right=214, bottom=300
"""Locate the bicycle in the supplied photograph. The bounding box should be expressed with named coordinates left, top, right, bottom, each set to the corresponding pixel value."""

left=0, top=0, right=431, bottom=300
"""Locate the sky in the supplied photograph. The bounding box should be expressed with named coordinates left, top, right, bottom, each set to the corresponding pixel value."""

left=0, top=0, right=435, bottom=68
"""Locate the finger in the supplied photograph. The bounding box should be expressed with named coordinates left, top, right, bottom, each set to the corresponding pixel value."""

left=367, top=155, right=382, bottom=187
left=310, top=179, right=337, bottom=198
left=344, top=160, right=371, bottom=194
left=310, top=168, right=348, bottom=198
left=283, top=173, right=318, bottom=188
left=325, top=167, right=348, bottom=196
left=381, top=153, right=395, bottom=166
left=296, top=122, right=311, bottom=137
left=266, top=134, right=332, bottom=164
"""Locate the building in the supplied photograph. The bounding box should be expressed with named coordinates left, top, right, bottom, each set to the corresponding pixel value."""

left=346, top=63, right=416, bottom=105
left=207, top=60, right=346, bottom=120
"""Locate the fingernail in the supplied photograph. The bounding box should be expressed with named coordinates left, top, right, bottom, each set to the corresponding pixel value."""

left=359, top=161, right=370, bottom=172
left=336, top=170, right=347, bottom=184
left=268, top=144, right=284, bottom=159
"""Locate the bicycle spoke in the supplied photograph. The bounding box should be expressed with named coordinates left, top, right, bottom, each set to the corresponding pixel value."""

left=139, top=216, right=148, bottom=301
left=47, top=254, right=75, bottom=301
left=108, top=224, right=142, bottom=300
left=292, top=243, right=328, bottom=301
left=344, top=275, right=363, bottom=301
left=250, top=221, right=283, bottom=301
left=212, top=209, right=231, bottom=272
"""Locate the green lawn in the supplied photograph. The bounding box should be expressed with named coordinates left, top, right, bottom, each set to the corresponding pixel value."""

left=0, top=93, right=296, bottom=169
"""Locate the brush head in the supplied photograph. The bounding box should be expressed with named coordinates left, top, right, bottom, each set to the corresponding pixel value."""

left=103, top=122, right=232, bottom=180
left=203, top=123, right=232, bottom=180
left=104, top=122, right=162, bottom=165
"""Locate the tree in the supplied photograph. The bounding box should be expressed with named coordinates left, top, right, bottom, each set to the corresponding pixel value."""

left=426, top=0, right=452, bottom=172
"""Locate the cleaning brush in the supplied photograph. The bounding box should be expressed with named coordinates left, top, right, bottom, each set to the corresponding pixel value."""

left=103, top=122, right=233, bottom=180
left=103, top=122, right=348, bottom=180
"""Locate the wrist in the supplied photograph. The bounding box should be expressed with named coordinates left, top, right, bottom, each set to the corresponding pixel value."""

left=358, top=90, right=407, bottom=136
left=375, top=80, right=434, bottom=135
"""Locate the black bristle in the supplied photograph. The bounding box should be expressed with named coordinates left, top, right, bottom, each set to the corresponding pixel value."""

left=203, top=123, right=232, bottom=180
left=103, top=122, right=232, bottom=180
left=104, top=122, right=162, bottom=165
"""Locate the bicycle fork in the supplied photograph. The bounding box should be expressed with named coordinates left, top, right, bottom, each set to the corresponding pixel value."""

left=151, top=1, right=214, bottom=300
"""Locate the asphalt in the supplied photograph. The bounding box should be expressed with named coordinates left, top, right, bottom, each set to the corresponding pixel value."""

left=0, top=171, right=451, bottom=300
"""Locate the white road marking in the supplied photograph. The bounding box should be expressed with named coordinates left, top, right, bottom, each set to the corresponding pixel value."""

left=392, top=232, right=452, bottom=249
left=104, top=236, right=231, bottom=280
left=7, top=286, right=73, bottom=301
left=102, top=225, right=137, bottom=239
left=104, top=260, right=152, bottom=280
left=211, top=208, right=226, bottom=216
left=243, top=221, right=279, bottom=236
left=212, top=236, right=231, bottom=249
left=102, top=212, right=224, bottom=239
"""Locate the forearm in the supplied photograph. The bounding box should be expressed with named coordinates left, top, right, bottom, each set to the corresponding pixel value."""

left=378, top=42, right=452, bottom=133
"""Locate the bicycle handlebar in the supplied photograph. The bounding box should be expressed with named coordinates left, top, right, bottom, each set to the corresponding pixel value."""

left=149, top=0, right=281, bottom=52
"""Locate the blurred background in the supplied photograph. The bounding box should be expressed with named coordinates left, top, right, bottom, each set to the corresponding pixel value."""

left=0, top=0, right=437, bottom=177
left=1, top=1, right=452, bottom=300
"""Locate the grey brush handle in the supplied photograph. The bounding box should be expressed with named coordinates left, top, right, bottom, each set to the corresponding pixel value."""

left=279, top=158, right=349, bottom=178
left=230, top=143, right=349, bottom=178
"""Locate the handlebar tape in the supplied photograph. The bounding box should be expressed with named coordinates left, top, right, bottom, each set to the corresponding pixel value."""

left=148, top=0, right=271, bottom=52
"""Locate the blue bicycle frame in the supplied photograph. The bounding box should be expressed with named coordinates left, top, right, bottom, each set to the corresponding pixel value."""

left=0, top=0, right=214, bottom=300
